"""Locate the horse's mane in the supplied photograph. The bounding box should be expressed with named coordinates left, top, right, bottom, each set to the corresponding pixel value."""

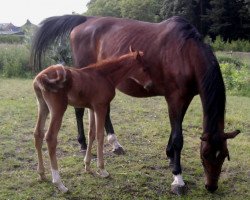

left=201, top=45, right=226, bottom=139
left=166, top=17, right=225, bottom=138
left=165, top=16, right=202, bottom=51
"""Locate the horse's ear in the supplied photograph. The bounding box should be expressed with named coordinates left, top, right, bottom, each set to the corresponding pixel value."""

left=223, top=130, right=240, bottom=140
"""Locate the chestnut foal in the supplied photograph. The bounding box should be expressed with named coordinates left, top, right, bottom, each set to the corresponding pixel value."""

left=33, top=49, right=152, bottom=192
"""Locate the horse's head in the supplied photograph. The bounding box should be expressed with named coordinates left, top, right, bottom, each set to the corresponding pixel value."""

left=128, top=46, right=153, bottom=91
left=200, top=130, right=240, bottom=192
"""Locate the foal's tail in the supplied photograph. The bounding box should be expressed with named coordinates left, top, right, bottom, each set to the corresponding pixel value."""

left=34, top=65, right=71, bottom=93
left=31, top=15, right=88, bottom=71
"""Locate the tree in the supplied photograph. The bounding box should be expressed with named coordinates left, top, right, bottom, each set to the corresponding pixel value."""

left=120, top=0, right=163, bottom=22
left=85, top=0, right=121, bottom=17
left=206, top=0, right=250, bottom=41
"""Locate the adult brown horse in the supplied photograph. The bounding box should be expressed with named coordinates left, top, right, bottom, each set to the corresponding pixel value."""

left=31, top=15, right=240, bottom=194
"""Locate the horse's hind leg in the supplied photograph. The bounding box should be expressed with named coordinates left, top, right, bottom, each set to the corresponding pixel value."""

left=165, top=94, right=193, bottom=194
left=75, top=107, right=87, bottom=152
left=105, top=105, right=125, bottom=155
left=34, top=90, right=49, bottom=180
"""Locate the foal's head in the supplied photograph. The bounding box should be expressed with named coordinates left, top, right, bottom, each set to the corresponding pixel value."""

left=200, top=130, right=240, bottom=192
left=127, top=46, right=153, bottom=91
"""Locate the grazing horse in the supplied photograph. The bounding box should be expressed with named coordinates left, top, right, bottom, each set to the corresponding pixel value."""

left=31, top=15, right=240, bottom=193
left=33, top=49, right=152, bottom=192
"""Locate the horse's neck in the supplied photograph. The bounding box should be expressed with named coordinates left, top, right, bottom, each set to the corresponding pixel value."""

left=96, top=58, right=136, bottom=86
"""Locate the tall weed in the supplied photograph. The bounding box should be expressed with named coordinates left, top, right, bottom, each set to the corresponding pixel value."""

left=0, top=44, right=32, bottom=78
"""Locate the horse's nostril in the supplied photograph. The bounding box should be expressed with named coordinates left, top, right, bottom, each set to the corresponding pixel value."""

left=205, top=184, right=218, bottom=193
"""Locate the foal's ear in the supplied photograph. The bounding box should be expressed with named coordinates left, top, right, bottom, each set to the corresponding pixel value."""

left=135, top=50, right=144, bottom=61
left=129, top=45, right=135, bottom=53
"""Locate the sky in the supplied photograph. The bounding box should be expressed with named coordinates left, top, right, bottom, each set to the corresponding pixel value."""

left=1, top=0, right=90, bottom=26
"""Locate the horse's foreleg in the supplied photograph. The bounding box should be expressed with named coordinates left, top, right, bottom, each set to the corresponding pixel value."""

left=105, top=105, right=125, bottom=155
left=166, top=94, right=193, bottom=194
left=34, top=99, right=49, bottom=180
left=46, top=110, right=68, bottom=193
left=84, top=109, right=95, bottom=172
left=95, top=106, right=109, bottom=178
left=75, top=107, right=87, bottom=152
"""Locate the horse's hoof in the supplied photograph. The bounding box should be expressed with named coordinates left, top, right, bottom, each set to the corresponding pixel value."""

left=38, top=173, right=47, bottom=181
left=171, top=184, right=187, bottom=196
left=113, top=146, right=125, bottom=155
left=96, top=169, right=109, bottom=178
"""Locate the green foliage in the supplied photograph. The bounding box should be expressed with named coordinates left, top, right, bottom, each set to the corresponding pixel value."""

left=0, top=44, right=32, bottom=78
left=120, top=0, right=162, bottom=22
left=0, top=35, right=24, bottom=44
left=211, top=36, right=250, bottom=52
left=219, top=58, right=250, bottom=96
left=85, top=0, right=122, bottom=17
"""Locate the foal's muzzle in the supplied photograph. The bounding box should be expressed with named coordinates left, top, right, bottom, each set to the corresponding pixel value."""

left=143, top=81, right=153, bottom=91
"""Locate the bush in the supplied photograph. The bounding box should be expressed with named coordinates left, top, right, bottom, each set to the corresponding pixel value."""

left=211, top=36, right=250, bottom=52
left=219, top=59, right=250, bottom=96
left=0, top=44, right=32, bottom=78
left=0, top=35, right=24, bottom=44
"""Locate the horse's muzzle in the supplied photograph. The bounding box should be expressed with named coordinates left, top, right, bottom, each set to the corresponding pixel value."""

left=205, top=184, right=218, bottom=193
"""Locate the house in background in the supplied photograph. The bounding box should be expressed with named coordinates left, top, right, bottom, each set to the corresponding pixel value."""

left=0, top=23, right=24, bottom=35
left=0, top=20, right=36, bottom=35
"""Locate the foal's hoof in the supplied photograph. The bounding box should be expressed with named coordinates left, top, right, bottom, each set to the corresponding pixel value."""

left=54, top=181, right=69, bottom=193
left=171, top=185, right=187, bottom=196
left=96, top=169, right=110, bottom=178
left=113, top=146, right=125, bottom=155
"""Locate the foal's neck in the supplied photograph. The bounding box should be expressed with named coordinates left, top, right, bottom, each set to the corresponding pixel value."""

left=90, top=55, right=138, bottom=86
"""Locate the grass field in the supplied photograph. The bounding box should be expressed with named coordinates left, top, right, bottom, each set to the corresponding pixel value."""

left=0, top=78, right=249, bottom=200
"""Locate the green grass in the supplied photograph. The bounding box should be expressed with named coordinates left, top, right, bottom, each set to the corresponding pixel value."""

left=0, top=78, right=249, bottom=199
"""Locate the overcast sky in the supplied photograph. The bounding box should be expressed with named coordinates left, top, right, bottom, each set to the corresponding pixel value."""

left=1, top=0, right=90, bottom=26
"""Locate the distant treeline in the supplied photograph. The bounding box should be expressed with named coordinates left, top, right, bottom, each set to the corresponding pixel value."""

left=85, top=0, right=250, bottom=41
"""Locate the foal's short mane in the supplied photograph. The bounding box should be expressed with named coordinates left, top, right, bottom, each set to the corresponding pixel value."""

left=86, top=53, right=136, bottom=70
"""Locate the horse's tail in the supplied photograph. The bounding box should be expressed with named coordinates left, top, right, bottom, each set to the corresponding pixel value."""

left=31, top=15, right=87, bottom=71
left=34, top=65, right=71, bottom=93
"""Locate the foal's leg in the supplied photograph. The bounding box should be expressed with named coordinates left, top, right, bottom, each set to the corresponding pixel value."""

left=84, top=109, right=95, bottom=172
left=165, top=94, right=193, bottom=192
left=34, top=95, right=49, bottom=180
left=46, top=106, right=68, bottom=193
left=105, top=106, right=125, bottom=154
left=94, top=106, right=109, bottom=178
